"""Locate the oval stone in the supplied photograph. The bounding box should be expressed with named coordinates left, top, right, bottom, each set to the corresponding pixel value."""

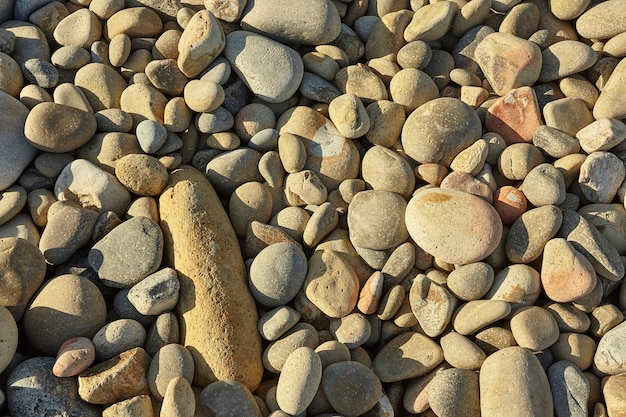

left=224, top=31, right=303, bottom=103
left=276, top=347, right=322, bottom=415
left=405, top=188, right=503, bottom=265
left=24, top=102, right=97, bottom=153
left=177, top=10, right=225, bottom=78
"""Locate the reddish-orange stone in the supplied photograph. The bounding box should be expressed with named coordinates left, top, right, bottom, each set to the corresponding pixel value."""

left=493, top=186, right=527, bottom=224
left=486, top=86, right=543, bottom=145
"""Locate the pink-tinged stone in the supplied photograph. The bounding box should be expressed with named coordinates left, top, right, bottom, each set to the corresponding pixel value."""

left=357, top=271, right=384, bottom=314
left=493, top=186, right=527, bottom=225
left=541, top=238, right=597, bottom=303
left=486, top=86, right=543, bottom=145
left=53, top=337, right=96, bottom=377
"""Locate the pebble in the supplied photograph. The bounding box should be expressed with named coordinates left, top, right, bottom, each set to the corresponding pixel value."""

left=126, top=267, right=179, bottom=315
left=7, top=357, right=101, bottom=416
left=53, top=336, right=96, bottom=377
left=405, top=187, right=503, bottom=265
left=475, top=32, right=542, bottom=96
left=365, top=100, right=405, bottom=147
left=533, top=125, right=581, bottom=158
left=258, top=306, right=301, bottom=341
left=552, top=332, right=597, bottom=371
left=576, top=0, right=626, bottom=40
left=78, top=347, right=152, bottom=405
left=161, top=377, right=195, bottom=417
left=510, top=306, right=560, bottom=350
left=404, top=1, right=458, bottom=42
left=579, top=151, right=626, bottom=204
left=303, top=249, right=360, bottom=318
left=506, top=204, right=562, bottom=263
left=389, top=68, right=439, bottom=112
left=373, top=331, right=443, bottom=383
left=92, top=318, right=146, bottom=361
left=594, top=320, right=626, bottom=375
left=486, top=264, right=542, bottom=311
left=541, top=238, right=597, bottom=303
left=544, top=97, right=594, bottom=137
left=147, top=343, right=194, bottom=400
left=577, top=118, right=626, bottom=154
left=53, top=8, right=102, bottom=48
left=479, top=347, right=554, bottom=417
left=540, top=41, right=597, bottom=82
left=102, top=395, right=154, bottom=417
left=446, top=262, right=494, bottom=301
left=497, top=143, right=545, bottom=180
left=322, top=361, right=383, bottom=417
left=486, top=86, right=543, bottom=145
left=74, top=62, right=127, bottom=111
left=347, top=190, right=408, bottom=251
left=249, top=242, right=308, bottom=307
left=409, top=274, right=456, bottom=338
left=578, top=203, right=626, bottom=255
left=205, top=148, right=263, bottom=195
left=401, top=97, right=482, bottom=166
left=0, top=92, right=38, bottom=191
left=94, top=108, right=133, bottom=133
left=201, top=380, right=261, bottom=417
left=329, top=313, right=371, bottom=348
left=0, top=185, right=26, bottom=226
left=276, top=347, right=322, bottom=415
left=603, top=374, right=626, bottom=417
left=440, top=331, right=486, bottom=370
left=242, top=0, right=340, bottom=45
left=453, top=300, right=512, bottom=335
left=548, top=361, right=589, bottom=417
left=0, top=305, right=17, bottom=374
left=23, top=273, right=106, bottom=356
left=429, top=368, right=480, bottom=417
left=493, top=185, right=527, bottom=225
left=334, top=64, right=388, bottom=102
left=328, top=93, right=370, bottom=138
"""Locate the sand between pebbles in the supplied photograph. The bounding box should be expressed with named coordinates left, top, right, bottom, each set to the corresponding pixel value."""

left=1, top=0, right=626, bottom=416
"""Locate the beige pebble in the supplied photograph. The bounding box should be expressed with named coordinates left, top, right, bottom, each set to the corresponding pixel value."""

left=373, top=331, right=443, bottom=382
left=389, top=68, right=439, bottom=112
left=328, top=93, right=370, bottom=138
left=510, top=306, right=560, bottom=350
left=409, top=274, right=456, bottom=337
left=104, top=7, right=162, bottom=40
left=404, top=1, right=458, bottom=42
left=302, top=202, right=339, bottom=248
left=53, top=9, right=102, bottom=48
left=160, top=377, right=195, bottom=417
left=229, top=181, right=273, bottom=238
left=115, top=154, right=168, bottom=197
left=440, top=331, right=486, bottom=370
left=102, top=395, right=154, bottom=417
left=74, top=63, right=127, bottom=112
left=334, top=64, right=388, bottom=103
left=453, top=300, right=512, bottom=335
left=551, top=332, right=596, bottom=371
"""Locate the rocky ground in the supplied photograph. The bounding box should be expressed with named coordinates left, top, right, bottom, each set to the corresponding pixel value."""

left=0, top=0, right=626, bottom=416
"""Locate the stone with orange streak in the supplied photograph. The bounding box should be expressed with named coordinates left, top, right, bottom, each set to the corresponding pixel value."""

left=493, top=186, right=527, bottom=225
left=486, top=86, right=543, bottom=145
left=357, top=271, right=384, bottom=314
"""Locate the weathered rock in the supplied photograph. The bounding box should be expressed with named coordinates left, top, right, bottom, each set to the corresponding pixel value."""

left=159, top=166, right=263, bottom=391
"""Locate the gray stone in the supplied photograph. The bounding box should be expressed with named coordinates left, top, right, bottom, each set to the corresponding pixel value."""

left=7, top=357, right=100, bottom=417
left=579, top=151, right=626, bottom=204
left=0, top=92, right=38, bottom=191
left=429, top=368, right=480, bottom=417
left=548, top=360, right=589, bottom=417
left=205, top=148, right=263, bottom=196
left=201, top=380, right=261, bottom=417
left=539, top=41, right=597, bottom=83
left=89, top=216, right=164, bottom=288
left=322, top=361, right=383, bottom=416
left=127, top=267, right=180, bottom=315
left=0, top=0, right=14, bottom=24
left=148, top=343, right=194, bottom=401
left=92, top=319, right=147, bottom=361
left=594, top=320, right=626, bottom=375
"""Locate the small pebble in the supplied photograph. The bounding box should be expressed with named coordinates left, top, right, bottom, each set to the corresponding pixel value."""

left=53, top=337, right=96, bottom=377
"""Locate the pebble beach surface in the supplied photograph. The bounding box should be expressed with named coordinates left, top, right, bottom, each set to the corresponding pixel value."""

left=0, top=0, right=626, bottom=416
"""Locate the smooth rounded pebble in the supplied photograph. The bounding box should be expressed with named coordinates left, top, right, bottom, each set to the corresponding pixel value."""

left=92, top=319, right=147, bottom=361
left=114, top=153, right=168, bottom=196
left=405, top=188, right=502, bottom=265
left=148, top=343, right=194, bottom=401
left=249, top=242, right=308, bottom=307
left=127, top=267, right=180, bottom=316
left=0, top=305, right=17, bottom=374
left=322, top=361, right=383, bottom=417
left=201, top=380, right=261, bottom=417
left=53, top=336, right=96, bottom=377
left=373, top=332, right=443, bottom=383
left=276, top=347, right=322, bottom=415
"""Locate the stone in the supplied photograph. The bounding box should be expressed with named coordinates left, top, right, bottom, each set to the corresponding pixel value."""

left=576, top=118, right=626, bottom=153
left=303, top=249, right=360, bottom=318
left=53, top=337, right=96, bottom=377
left=23, top=274, right=106, bottom=356
left=0, top=237, right=46, bottom=321
left=94, top=109, right=133, bottom=133
left=603, top=374, right=626, bottom=417
left=578, top=203, right=626, bottom=256
left=93, top=319, right=146, bottom=361
left=486, top=86, right=543, bottom=145
left=545, top=302, right=591, bottom=333
left=405, top=188, right=503, bottom=265
left=144, top=312, right=179, bottom=356
left=329, top=313, right=371, bottom=348
left=263, top=322, right=319, bottom=373
left=53, top=8, right=101, bottom=48
left=440, top=331, right=486, bottom=370
left=328, top=93, right=370, bottom=138
left=120, top=83, right=168, bottom=127
left=446, top=262, right=494, bottom=301
left=576, top=0, right=626, bottom=40
left=148, top=343, right=194, bottom=400
left=365, top=100, right=405, bottom=147
left=401, top=97, right=482, bottom=166
left=334, top=64, right=388, bottom=102
left=241, top=0, right=341, bottom=45
left=39, top=200, right=100, bottom=265
left=347, top=190, right=408, bottom=251
left=409, top=274, right=456, bottom=337
left=505, top=204, right=562, bottom=263
left=7, top=357, right=100, bottom=417
left=558, top=210, right=625, bottom=282
left=592, top=57, right=626, bottom=120
left=579, top=151, right=626, bottom=204
left=440, top=171, right=493, bottom=203
left=205, top=148, right=263, bottom=196
left=0, top=20, right=50, bottom=67
left=89, top=216, right=163, bottom=288
left=277, top=106, right=361, bottom=190
left=533, top=125, right=581, bottom=158
left=497, top=143, right=545, bottom=180
left=51, top=45, right=90, bottom=70
left=486, top=264, right=542, bottom=311
left=114, top=153, right=169, bottom=196
left=510, top=306, right=560, bottom=350
left=373, top=332, right=443, bottom=382
left=357, top=271, right=384, bottom=314
left=539, top=40, right=597, bottom=82
left=594, top=320, right=626, bottom=375
left=249, top=242, right=308, bottom=307
left=541, top=238, right=597, bottom=303
left=322, top=361, right=383, bottom=417
left=127, top=267, right=179, bottom=316
left=76, top=132, right=142, bottom=174
left=22, top=57, right=58, bottom=88
left=551, top=332, right=596, bottom=371
left=0, top=305, right=17, bottom=374
left=276, top=347, right=322, bottom=415
left=475, top=32, right=542, bottom=96
left=389, top=68, right=439, bottom=112
left=404, top=1, right=458, bottom=42
left=78, top=347, right=152, bottom=405
left=544, top=98, right=594, bottom=137
left=160, top=377, right=195, bottom=417
left=145, top=58, right=187, bottom=96
left=429, top=368, right=480, bottom=417
left=229, top=181, right=273, bottom=237
left=102, top=395, right=154, bottom=417
left=24, top=102, right=97, bottom=153
left=104, top=7, right=162, bottom=39
left=0, top=51, right=22, bottom=97
left=493, top=186, right=527, bottom=226
left=159, top=167, right=263, bottom=391
left=453, top=300, right=512, bottom=335
left=0, top=92, right=38, bottom=191
left=200, top=380, right=261, bottom=417
left=225, top=31, right=303, bottom=103
left=74, top=63, right=127, bottom=111
left=480, top=347, right=554, bottom=417
left=258, top=306, right=301, bottom=341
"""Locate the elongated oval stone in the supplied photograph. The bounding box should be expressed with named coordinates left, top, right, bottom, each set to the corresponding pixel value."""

left=159, top=166, right=263, bottom=392
left=405, top=188, right=503, bottom=264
